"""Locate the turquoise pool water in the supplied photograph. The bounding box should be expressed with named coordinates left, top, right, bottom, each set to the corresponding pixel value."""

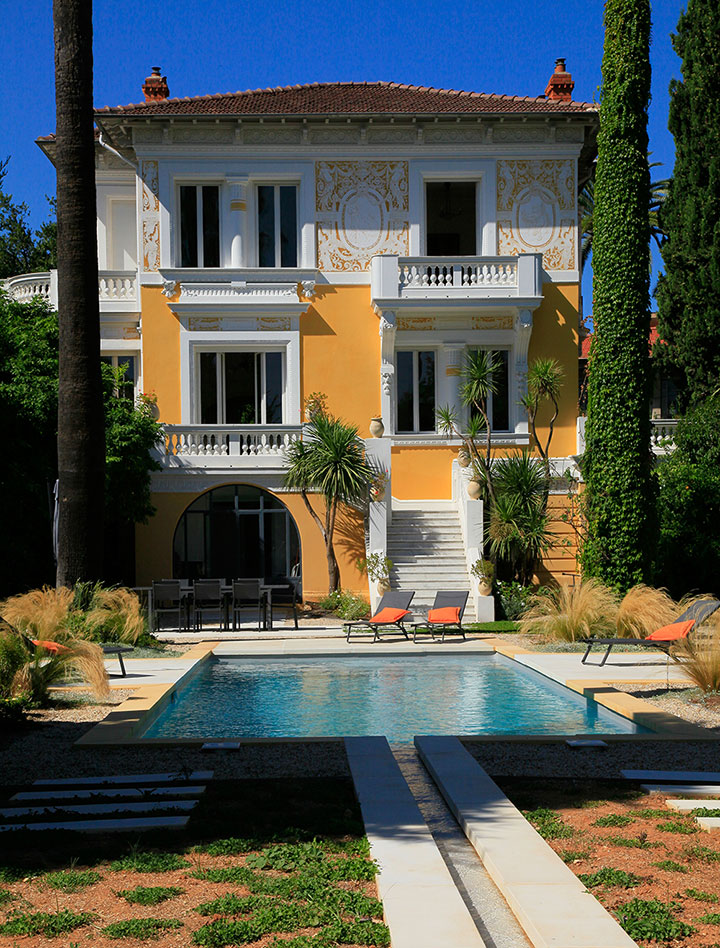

left=142, top=654, right=646, bottom=743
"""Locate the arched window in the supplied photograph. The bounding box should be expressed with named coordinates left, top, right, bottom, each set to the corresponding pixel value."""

left=173, top=485, right=301, bottom=587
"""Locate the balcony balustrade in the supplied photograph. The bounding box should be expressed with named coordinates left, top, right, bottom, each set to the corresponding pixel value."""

left=3, top=270, right=137, bottom=311
left=161, top=424, right=302, bottom=468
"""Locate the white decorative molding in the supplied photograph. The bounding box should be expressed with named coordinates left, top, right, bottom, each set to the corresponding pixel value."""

left=496, top=159, right=576, bottom=271
left=141, top=160, right=160, bottom=273
left=367, top=127, right=416, bottom=144
left=315, top=160, right=409, bottom=271
left=300, top=279, right=317, bottom=299
left=423, top=126, right=485, bottom=144
left=309, top=127, right=358, bottom=144
left=162, top=280, right=178, bottom=298
left=493, top=126, right=548, bottom=143
left=514, top=309, right=534, bottom=369
left=244, top=126, right=302, bottom=145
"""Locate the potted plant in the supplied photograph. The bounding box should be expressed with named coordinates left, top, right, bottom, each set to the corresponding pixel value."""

left=470, top=558, right=495, bottom=597
left=457, top=448, right=471, bottom=468
left=357, top=553, right=393, bottom=593
left=370, top=469, right=388, bottom=502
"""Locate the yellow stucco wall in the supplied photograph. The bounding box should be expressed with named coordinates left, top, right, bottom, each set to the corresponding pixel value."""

left=140, top=285, right=182, bottom=423
left=300, top=285, right=380, bottom=434
left=136, top=485, right=367, bottom=601
left=391, top=446, right=455, bottom=500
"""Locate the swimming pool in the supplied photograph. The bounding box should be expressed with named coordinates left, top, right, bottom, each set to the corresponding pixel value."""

left=142, top=654, right=646, bottom=743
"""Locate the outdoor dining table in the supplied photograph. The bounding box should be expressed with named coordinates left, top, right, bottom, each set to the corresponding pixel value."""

left=135, top=583, right=292, bottom=632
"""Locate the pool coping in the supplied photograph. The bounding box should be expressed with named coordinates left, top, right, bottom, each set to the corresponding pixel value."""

left=75, top=638, right=715, bottom=747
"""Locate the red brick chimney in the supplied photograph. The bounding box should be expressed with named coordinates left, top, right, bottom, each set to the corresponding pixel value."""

left=544, top=58, right=574, bottom=103
left=142, top=67, right=169, bottom=102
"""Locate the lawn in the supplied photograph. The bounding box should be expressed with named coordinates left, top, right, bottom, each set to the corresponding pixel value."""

left=501, top=778, right=720, bottom=947
left=0, top=778, right=388, bottom=947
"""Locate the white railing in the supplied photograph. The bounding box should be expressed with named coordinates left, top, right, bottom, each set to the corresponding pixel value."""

left=3, top=270, right=136, bottom=308
left=651, top=418, right=678, bottom=452
left=98, top=271, right=137, bottom=302
left=399, top=257, right=518, bottom=290
left=163, top=425, right=302, bottom=458
left=3, top=271, right=53, bottom=304
left=452, top=460, right=493, bottom=621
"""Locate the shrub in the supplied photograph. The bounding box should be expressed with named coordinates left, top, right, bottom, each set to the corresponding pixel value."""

left=614, top=899, right=695, bottom=941
left=496, top=581, right=534, bottom=620
left=670, top=613, right=720, bottom=693
left=317, top=590, right=370, bottom=621
left=616, top=585, right=677, bottom=638
left=519, top=579, right=619, bottom=642
left=0, top=628, right=30, bottom=697
left=83, top=587, right=146, bottom=644
left=11, top=638, right=110, bottom=703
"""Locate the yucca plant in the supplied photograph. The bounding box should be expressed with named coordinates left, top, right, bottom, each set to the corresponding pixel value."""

left=84, top=587, right=145, bottom=644
left=0, top=587, right=74, bottom=641
left=519, top=579, right=620, bottom=642
left=670, top=614, right=720, bottom=694
left=616, top=585, right=677, bottom=639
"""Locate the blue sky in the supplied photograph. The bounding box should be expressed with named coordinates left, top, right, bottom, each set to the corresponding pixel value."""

left=1, top=0, right=685, bottom=306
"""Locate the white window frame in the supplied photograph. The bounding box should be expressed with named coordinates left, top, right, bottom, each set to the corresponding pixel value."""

left=176, top=182, right=222, bottom=268
left=194, top=348, right=287, bottom=425
left=254, top=182, right=299, bottom=268
left=100, top=351, right=141, bottom=399
left=395, top=348, right=438, bottom=434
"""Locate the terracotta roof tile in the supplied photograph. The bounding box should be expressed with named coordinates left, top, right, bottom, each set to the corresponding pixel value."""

left=95, top=80, right=596, bottom=117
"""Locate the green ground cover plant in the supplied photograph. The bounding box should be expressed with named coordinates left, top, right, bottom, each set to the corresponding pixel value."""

left=613, top=898, right=695, bottom=941
left=316, top=590, right=370, bottom=621
left=42, top=868, right=102, bottom=891
left=656, top=819, right=698, bottom=835
left=0, top=909, right=95, bottom=937
left=109, top=851, right=190, bottom=873
left=690, top=807, right=720, bottom=817
left=559, top=848, right=594, bottom=863
left=579, top=868, right=640, bottom=888
left=102, top=918, right=183, bottom=940
left=116, top=885, right=184, bottom=905
left=593, top=813, right=635, bottom=828
left=0, top=888, right=16, bottom=904
left=685, top=888, right=718, bottom=902
left=697, top=912, right=720, bottom=924
left=465, top=621, right=519, bottom=633
left=685, top=844, right=720, bottom=862
left=523, top=807, right=574, bottom=839
left=606, top=833, right=655, bottom=849
left=629, top=807, right=670, bottom=819
left=653, top=860, right=689, bottom=873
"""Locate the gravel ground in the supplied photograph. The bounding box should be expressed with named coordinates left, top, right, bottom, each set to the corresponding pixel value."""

left=610, top=682, right=720, bottom=732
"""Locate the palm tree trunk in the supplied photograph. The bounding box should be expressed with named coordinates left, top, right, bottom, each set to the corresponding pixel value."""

left=54, top=0, right=105, bottom=587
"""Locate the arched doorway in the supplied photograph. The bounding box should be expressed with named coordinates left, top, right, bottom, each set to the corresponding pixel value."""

left=173, top=484, right=301, bottom=588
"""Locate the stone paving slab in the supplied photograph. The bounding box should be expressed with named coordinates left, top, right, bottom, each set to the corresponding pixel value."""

left=623, top=769, right=720, bottom=782
left=641, top=784, right=720, bottom=797
left=667, top=799, right=720, bottom=811
left=345, top=736, right=486, bottom=948
left=416, top=735, right=636, bottom=948
left=34, top=771, right=213, bottom=786
left=0, top=816, right=189, bottom=833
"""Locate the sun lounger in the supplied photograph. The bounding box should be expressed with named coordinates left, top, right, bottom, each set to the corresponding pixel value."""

left=344, top=591, right=414, bottom=642
left=412, top=591, right=469, bottom=642
left=580, top=598, right=720, bottom=666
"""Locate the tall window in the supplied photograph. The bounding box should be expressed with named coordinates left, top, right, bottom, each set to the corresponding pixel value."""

left=198, top=351, right=283, bottom=424
left=468, top=349, right=510, bottom=431
left=426, top=181, right=477, bottom=256
left=179, top=185, right=220, bottom=267
left=396, top=351, right=436, bottom=433
left=257, top=185, right=297, bottom=267
left=101, top=354, right=137, bottom=400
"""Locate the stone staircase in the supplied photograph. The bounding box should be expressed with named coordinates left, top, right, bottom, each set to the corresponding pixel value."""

left=387, top=507, right=476, bottom=622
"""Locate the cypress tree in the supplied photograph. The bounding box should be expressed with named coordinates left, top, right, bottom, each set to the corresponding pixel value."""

left=582, top=0, right=654, bottom=588
left=655, top=0, right=720, bottom=403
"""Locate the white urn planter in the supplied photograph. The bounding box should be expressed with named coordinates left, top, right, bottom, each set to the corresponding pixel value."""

left=466, top=479, right=482, bottom=500
left=478, top=580, right=493, bottom=597
left=369, top=417, right=385, bottom=438
left=458, top=450, right=471, bottom=469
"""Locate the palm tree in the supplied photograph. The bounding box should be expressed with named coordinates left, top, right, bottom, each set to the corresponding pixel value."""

left=54, top=0, right=106, bottom=586
left=284, top=412, right=373, bottom=593
left=580, top=162, right=669, bottom=271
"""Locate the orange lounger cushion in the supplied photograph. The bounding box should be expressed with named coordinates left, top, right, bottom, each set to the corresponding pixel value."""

left=32, top=639, right=71, bottom=655
left=428, top=607, right=461, bottom=624
left=646, top=619, right=695, bottom=642
left=369, top=607, right=410, bottom=624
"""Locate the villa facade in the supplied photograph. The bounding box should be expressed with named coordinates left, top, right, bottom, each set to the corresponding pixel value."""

left=8, top=63, right=599, bottom=607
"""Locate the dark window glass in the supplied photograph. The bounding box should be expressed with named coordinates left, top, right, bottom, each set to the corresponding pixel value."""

left=492, top=350, right=510, bottom=431
left=118, top=355, right=136, bottom=400
left=224, top=353, right=256, bottom=424
left=280, top=186, right=297, bottom=267
left=202, top=186, right=220, bottom=267
left=180, top=185, right=198, bottom=267
left=199, top=352, right=218, bottom=424
left=258, top=186, right=275, bottom=267
left=265, top=352, right=283, bottom=423
left=418, top=351, right=436, bottom=431
left=426, top=181, right=476, bottom=256
left=396, top=351, right=414, bottom=433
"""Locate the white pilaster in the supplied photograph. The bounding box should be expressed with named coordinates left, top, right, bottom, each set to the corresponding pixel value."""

left=226, top=176, right=249, bottom=268
left=379, top=311, right=397, bottom=435
left=514, top=308, right=533, bottom=436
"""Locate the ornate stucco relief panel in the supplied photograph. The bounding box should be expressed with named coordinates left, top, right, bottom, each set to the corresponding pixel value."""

left=496, top=159, right=576, bottom=270
left=315, top=160, right=410, bottom=271
left=141, top=160, right=160, bottom=272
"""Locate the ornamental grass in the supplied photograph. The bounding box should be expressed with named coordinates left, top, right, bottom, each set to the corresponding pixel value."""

left=616, top=584, right=677, bottom=639
left=0, top=586, right=73, bottom=641
left=519, top=579, right=619, bottom=642
left=11, top=639, right=110, bottom=703
left=84, top=587, right=145, bottom=644
left=670, top=612, right=720, bottom=694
